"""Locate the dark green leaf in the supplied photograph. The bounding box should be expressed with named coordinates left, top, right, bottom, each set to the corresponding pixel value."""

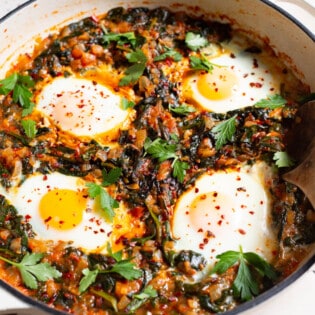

left=126, top=49, right=147, bottom=63
left=133, top=285, right=158, bottom=300
left=102, top=167, right=122, bottom=186
left=0, top=73, right=18, bottom=95
left=103, top=32, right=136, bottom=47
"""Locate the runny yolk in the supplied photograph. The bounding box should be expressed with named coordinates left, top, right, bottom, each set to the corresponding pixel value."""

left=39, top=189, right=87, bottom=230
left=197, top=67, right=238, bottom=101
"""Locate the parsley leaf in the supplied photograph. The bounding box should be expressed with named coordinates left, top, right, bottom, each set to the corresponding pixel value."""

left=173, top=159, right=189, bottom=183
left=21, top=119, right=37, bottom=138
left=86, top=183, right=118, bottom=222
left=128, top=285, right=158, bottom=312
left=0, top=253, right=61, bottom=290
left=0, top=73, right=35, bottom=116
left=273, top=151, right=295, bottom=168
left=154, top=47, right=183, bottom=62
left=211, top=247, right=277, bottom=301
left=189, top=55, right=215, bottom=72
left=144, top=137, right=189, bottom=183
left=121, top=97, right=135, bottom=110
left=86, top=167, right=121, bottom=221
left=103, top=31, right=137, bottom=47
left=254, top=94, right=286, bottom=109
left=144, top=138, right=177, bottom=162
left=79, top=261, right=142, bottom=293
left=119, top=49, right=148, bottom=86
left=79, top=268, right=99, bottom=293
left=169, top=103, right=196, bottom=115
left=108, top=260, right=142, bottom=280
left=107, top=243, right=123, bottom=262
left=185, top=32, right=208, bottom=51
left=212, top=115, right=237, bottom=149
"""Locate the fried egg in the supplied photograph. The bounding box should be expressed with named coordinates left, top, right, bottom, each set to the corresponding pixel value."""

left=35, top=72, right=135, bottom=145
left=0, top=172, right=145, bottom=254
left=182, top=40, right=282, bottom=113
left=171, top=162, right=278, bottom=266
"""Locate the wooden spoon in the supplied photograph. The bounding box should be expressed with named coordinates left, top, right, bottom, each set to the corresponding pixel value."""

left=283, top=101, right=315, bottom=208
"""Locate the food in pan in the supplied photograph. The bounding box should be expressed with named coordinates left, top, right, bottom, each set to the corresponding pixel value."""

left=0, top=6, right=314, bottom=314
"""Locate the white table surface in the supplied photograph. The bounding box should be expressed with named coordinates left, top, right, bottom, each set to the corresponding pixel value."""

left=0, top=1, right=314, bottom=314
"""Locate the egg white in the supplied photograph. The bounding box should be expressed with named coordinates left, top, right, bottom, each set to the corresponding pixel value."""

left=171, top=162, right=278, bottom=266
left=182, top=40, right=281, bottom=113
left=0, top=172, right=112, bottom=253
left=35, top=76, right=134, bottom=144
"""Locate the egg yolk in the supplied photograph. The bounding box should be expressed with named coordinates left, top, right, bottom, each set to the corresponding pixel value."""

left=39, top=189, right=87, bottom=230
left=197, top=67, right=238, bottom=101
left=189, top=192, right=235, bottom=232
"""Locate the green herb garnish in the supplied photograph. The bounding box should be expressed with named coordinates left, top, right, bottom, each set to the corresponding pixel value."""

left=189, top=55, right=216, bottom=72
left=169, top=103, right=196, bottom=115
left=185, top=32, right=208, bottom=51
left=79, top=260, right=142, bottom=293
left=0, top=73, right=35, bottom=116
left=212, top=115, right=237, bottom=149
left=0, top=253, right=61, bottom=290
left=21, top=119, right=37, bottom=138
left=254, top=94, right=286, bottom=109
left=86, top=167, right=122, bottom=222
left=103, top=31, right=137, bottom=47
left=273, top=151, right=295, bottom=168
left=119, top=49, right=148, bottom=86
left=211, top=246, right=277, bottom=301
left=144, top=137, right=189, bottom=183
left=121, top=97, right=135, bottom=110
left=154, top=47, right=183, bottom=62
left=128, top=285, right=158, bottom=312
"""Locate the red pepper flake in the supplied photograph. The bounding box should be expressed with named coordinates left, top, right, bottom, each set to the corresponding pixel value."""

left=44, top=216, right=52, bottom=223
left=213, top=192, right=218, bottom=197
left=253, top=58, right=259, bottom=68
left=195, top=187, right=199, bottom=193
left=217, top=220, right=222, bottom=226
left=199, top=243, right=205, bottom=250
left=250, top=82, right=263, bottom=88
left=238, top=229, right=246, bottom=235
left=198, top=228, right=203, bottom=233
left=215, top=205, right=220, bottom=210
left=249, top=211, right=255, bottom=215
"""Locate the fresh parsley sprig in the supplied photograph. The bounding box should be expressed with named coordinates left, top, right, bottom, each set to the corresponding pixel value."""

left=86, top=167, right=122, bottom=222
left=211, top=246, right=277, bottom=301
left=127, top=285, right=158, bottom=312
left=119, top=49, right=148, bottom=86
left=121, top=97, right=135, bottom=110
left=0, top=73, right=35, bottom=116
left=79, top=259, right=142, bottom=293
left=254, top=94, right=286, bottom=109
left=144, top=137, right=189, bottom=183
left=154, top=46, right=183, bottom=62
left=0, top=253, right=62, bottom=289
left=212, top=115, right=237, bottom=149
left=21, top=119, right=38, bottom=139
left=189, top=54, right=216, bottom=72
left=273, top=151, right=295, bottom=168
left=169, top=103, right=196, bottom=116
left=103, top=31, right=137, bottom=48
left=185, top=32, right=208, bottom=51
